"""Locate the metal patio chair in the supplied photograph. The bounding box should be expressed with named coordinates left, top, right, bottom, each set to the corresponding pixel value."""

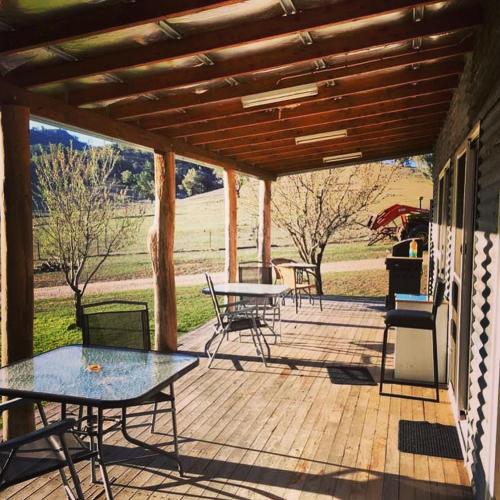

left=204, top=273, right=270, bottom=367
left=278, top=264, right=322, bottom=313
left=380, top=278, right=446, bottom=402
left=271, top=258, right=296, bottom=284
left=238, top=260, right=281, bottom=340
left=78, top=300, right=181, bottom=468
left=0, top=398, right=95, bottom=500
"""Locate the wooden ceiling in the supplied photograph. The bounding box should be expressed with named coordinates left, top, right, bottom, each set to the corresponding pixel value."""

left=0, top=0, right=481, bottom=178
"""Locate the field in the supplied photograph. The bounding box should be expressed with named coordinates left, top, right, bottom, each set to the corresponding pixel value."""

left=33, top=166, right=431, bottom=288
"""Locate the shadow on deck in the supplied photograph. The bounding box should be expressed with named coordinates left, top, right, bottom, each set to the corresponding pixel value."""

left=9, top=297, right=471, bottom=500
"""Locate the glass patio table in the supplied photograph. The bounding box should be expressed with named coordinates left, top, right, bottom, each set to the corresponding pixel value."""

left=0, top=345, right=199, bottom=499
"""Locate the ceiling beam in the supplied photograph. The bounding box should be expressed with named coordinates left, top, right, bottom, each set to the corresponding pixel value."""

left=64, top=6, right=480, bottom=106
left=237, top=125, right=443, bottom=162
left=273, top=146, right=434, bottom=176
left=185, top=91, right=453, bottom=145
left=265, top=139, right=434, bottom=169
left=142, top=62, right=462, bottom=133
left=219, top=114, right=447, bottom=156
left=243, top=130, right=440, bottom=165
left=107, top=41, right=471, bottom=120
left=156, top=75, right=457, bottom=138
left=0, top=78, right=272, bottom=180
left=0, top=1, right=242, bottom=57
left=203, top=102, right=450, bottom=150
left=11, top=0, right=445, bottom=87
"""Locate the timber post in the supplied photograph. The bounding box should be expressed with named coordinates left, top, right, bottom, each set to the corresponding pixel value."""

left=224, top=169, right=238, bottom=283
left=0, top=105, right=35, bottom=439
left=258, top=179, right=272, bottom=267
left=148, top=150, right=177, bottom=352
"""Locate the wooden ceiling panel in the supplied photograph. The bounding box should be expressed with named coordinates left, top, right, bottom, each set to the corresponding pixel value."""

left=10, top=0, right=446, bottom=87
left=184, top=91, right=453, bottom=145
left=106, top=41, right=472, bottom=120
left=218, top=114, right=447, bottom=156
left=62, top=5, right=480, bottom=106
left=138, top=60, right=462, bottom=131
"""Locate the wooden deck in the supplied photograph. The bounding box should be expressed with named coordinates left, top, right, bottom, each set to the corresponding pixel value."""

left=9, top=297, right=472, bottom=499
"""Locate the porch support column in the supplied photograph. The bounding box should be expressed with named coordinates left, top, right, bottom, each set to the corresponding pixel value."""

left=149, top=150, right=177, bottom=352
left=224, top=169, right=237, bottom=283
left=258, top=179, right=272, bottom=267
left=0, top=105, right=35, bottom=439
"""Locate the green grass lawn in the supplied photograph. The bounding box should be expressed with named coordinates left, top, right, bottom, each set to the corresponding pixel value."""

left=322, top=265, right=429, bottom=299
left=31, top=286, right=213, bottom=356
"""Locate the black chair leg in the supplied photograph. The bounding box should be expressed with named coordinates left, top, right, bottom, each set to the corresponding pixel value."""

left=431, top=325, right=440, bottom=402
left=379, top=324, right=390, bottom=395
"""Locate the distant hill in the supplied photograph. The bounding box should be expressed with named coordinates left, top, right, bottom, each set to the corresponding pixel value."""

left=29, top=126, right=222, bottom=200
left=30, top=127, right=87, bottom=150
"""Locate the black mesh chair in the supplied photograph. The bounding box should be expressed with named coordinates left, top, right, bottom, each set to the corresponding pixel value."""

left=80, top=301, right=181, bottom=470
left=380, top=278, right=446, bottom=402
left=0, top=398, right=95, bottom=499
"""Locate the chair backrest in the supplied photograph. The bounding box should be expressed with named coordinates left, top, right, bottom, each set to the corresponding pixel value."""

left=271, top=258, right=295, bottom=281
left=205, top=273, right=223, bottom=326
left=432, top=278, right=446, bottom=318
left=81, top=300, right=150, bottom=350
left=279, top=265, right=297, bottom=289
left=238, top=261, right=265, bottom=284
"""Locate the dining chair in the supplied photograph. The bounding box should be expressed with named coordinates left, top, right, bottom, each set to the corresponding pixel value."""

left=205, top=273, right=270, bottom=367
left=238, top=260, right=281, bottom=338
left=380, top=278, right=446, bottom=401
left=271, top=258, right=295, bottom=284
left=0, top=398, right=95, bottom=500
left=79, top=300, right=181, bottom=464
left=278, top=265, right=322, bottom=313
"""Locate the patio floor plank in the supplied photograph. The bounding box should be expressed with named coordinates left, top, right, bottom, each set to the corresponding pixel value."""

left=8, top=297, right=472, bottom=499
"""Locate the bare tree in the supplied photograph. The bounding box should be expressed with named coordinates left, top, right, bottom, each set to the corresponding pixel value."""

left=271, top=163, right=398, bottom=295
left=34, top=144, right=143, bottom=325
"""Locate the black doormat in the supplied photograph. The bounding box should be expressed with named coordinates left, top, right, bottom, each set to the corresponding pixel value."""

left=326, top=365, right=376, bottom=385
left=398, top=420, right=463, bottom=459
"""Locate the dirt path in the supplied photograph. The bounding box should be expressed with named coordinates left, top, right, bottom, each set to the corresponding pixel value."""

left=34, top=257, right=386, bottom=300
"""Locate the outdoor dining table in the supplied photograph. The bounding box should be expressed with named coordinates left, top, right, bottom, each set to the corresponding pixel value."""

left=202, top=283, right=289, bottom=365
left=0, top=344, right=198, bottom=499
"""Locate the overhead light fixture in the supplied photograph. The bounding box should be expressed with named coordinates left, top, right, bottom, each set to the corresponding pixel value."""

left=241, top=83, right=318, bottom=108
left=323, top=152, right=363, bottom=163
left=295, top=129, right=348, bottom=145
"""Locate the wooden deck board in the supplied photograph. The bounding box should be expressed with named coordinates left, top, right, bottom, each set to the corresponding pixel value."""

left=7, top=297, right=472, bottom=499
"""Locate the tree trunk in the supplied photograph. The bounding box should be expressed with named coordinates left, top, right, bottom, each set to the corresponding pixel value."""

left=74, top=290, right=83, bottom=328
left=312, top=248, right=325, bottom=296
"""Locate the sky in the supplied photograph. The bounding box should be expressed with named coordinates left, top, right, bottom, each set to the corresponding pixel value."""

left=30, top=119, right=110, bottom=147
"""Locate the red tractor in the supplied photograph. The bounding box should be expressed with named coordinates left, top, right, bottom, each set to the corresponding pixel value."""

left=367, top=204, right=430, bottom=247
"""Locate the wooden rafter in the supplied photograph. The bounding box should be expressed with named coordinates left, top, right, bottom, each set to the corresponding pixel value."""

left=184, top=91, right=453, bottom=145
left=204, top=103, right=450, bottom=150
left=244, top=130, right=440, bottom=165
left=0, top=1, right=241, bottom=57
left=64, top=6, right=480, bottom=106
left=154, top=77, right=457, bottom=140
left=140, top=62, right=462, bottom=133
left=237, top=125, right=444, bottom=162
left=273, top=146, right=433, bottom=176
left=107, top=41, right=472, bottom=120
left=0, top=78, right=273, bottom=180
left=219, top=114, right=447, bottom=156
left=11, top=0, right=445, bottom=87
left=267, top=140, right=434, bottom=170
